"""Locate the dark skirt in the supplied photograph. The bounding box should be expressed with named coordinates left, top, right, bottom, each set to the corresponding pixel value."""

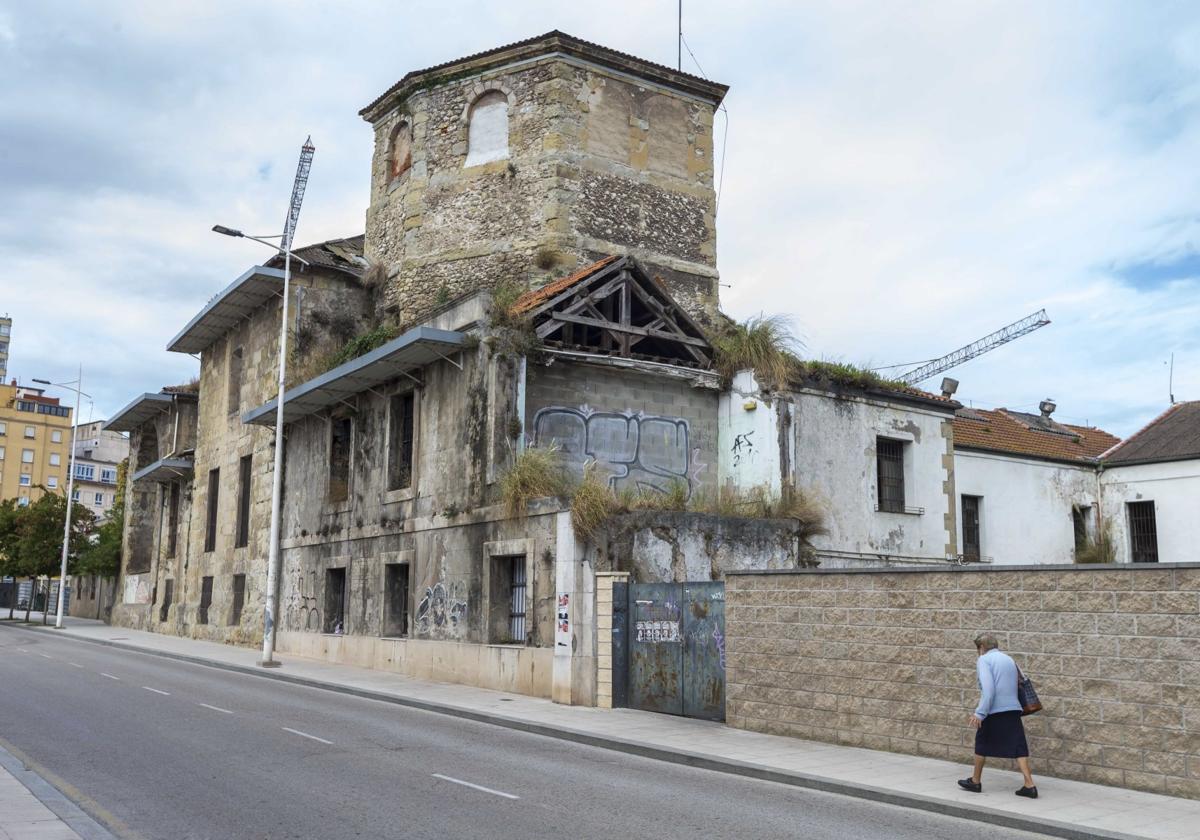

left=975, top=710, right=1029, bottom=758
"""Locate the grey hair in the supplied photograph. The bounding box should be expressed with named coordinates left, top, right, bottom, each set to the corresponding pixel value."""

left=974, top=633, right=999, bottom=651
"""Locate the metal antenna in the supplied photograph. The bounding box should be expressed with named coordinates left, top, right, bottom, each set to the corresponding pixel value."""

left=1169, top=353, right=1175, bottom=404
left=282, top=136, right=315, bottom=249
left=678, top=0, right=682, bottom=70
left=899, top=309, right=1051, bottom=385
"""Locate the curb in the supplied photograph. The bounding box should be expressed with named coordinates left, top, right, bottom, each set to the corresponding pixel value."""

left=0, top=740, right=121, bottom=840
left=3, top=622, right=1148, bottom=840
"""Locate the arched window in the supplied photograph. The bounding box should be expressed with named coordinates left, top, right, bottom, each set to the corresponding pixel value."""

left=389, top=122, right=412, bottom=181
left=465, top=91, right=509, bottom=167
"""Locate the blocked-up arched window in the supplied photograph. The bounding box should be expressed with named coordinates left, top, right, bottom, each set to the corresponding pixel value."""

left=389, top=122, right=412, bottom=180
left=465, top=91, right=509, bottom=167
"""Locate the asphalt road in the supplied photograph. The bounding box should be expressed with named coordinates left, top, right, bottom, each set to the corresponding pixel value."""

left=0, top=625, right=1046, bottom=840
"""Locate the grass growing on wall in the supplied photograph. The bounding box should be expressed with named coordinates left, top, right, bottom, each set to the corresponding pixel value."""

left=1075, top=524, right=1116, bottom=564
left=500, top=446, right=572, bottom=518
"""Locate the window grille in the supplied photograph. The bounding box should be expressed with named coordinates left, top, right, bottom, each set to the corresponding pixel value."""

left=961, top=495, right=981, bottom=560
left=876, top=438, right=906, bottom=513
left=1128, top=501, right=1158, bottom=563
left=509, top=557, right=527, bottom=642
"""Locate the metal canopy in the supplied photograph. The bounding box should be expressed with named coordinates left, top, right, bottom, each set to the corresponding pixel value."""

left=242, top=326, right=466, bottom=427
left=132, top=456, right=194, bottom=484
left=167, top=265, right=287, bottom=354
left=103, top=393, right=174, bottom=432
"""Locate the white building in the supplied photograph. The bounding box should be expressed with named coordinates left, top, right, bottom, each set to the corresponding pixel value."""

left=1100, top=401, right=1200, bottom=564
left=71, top=420, right=129, bottom=522
left=720, top=369, right=961, bottom=566
left=952, top=402, right=1119, bottom=565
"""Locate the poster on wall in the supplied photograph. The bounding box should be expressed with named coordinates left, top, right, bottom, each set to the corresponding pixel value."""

left=123, top=574, right=151, bottom=605
left=555, top=592, right=570, bottom=649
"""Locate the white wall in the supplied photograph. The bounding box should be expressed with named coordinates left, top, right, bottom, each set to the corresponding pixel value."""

left=717, top=369, right=790, bottom=495
left=791, top=387, right=954, bottom=563
left=1101, top=459, right=1200, bottom=564
left=954, top=450, right=1099, bottom=565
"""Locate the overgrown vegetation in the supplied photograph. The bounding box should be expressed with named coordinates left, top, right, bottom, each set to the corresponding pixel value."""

left=712, top=313, right=905, bottom=393
left=486, top=279, right=543, bottom=359
left=1075, top=524, right=1115, bottom=564
left=499, top=446, right=571, bottom=518
left=0, top=490, right=95, bottom=622
left=76, top=460, right=127, bottom=579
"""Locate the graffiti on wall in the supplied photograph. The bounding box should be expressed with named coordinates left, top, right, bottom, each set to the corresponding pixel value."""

left=532, top=405, right=706, bottom=496
left=416, top=581, right=467, bottom=634
left=731, top=431, right=755, bottom=468
left=285, top=570, right=320, bottom=632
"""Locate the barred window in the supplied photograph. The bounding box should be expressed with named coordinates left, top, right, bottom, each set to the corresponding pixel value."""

left=876, top=438, right=906, bottom=513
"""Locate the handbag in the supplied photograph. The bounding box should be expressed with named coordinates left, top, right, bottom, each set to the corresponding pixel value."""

left=1017, top=668, right=1042, bottom=716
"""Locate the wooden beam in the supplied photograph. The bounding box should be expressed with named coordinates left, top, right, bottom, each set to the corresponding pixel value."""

left=548, top=313, right=711, bottom=347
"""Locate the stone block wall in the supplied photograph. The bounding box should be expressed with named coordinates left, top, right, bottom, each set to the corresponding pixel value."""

left=725, top=564, right=1200, bottom=799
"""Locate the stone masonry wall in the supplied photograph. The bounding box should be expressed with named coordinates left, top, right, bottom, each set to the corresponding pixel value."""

left=364, top=55, right=720, bottom=329
left=726, top=565, right=1200, bottom=799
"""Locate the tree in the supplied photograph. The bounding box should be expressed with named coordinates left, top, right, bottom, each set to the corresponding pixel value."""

left=76, top=460, right=127, bottom=581
left=0, top=499, right=20, bottom=620
left=12, top=490, right=94, bottom=622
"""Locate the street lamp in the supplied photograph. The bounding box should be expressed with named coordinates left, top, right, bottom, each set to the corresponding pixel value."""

left=212, top=226, right=306, bottom=667
left=32, top=369, right=88, bottom=629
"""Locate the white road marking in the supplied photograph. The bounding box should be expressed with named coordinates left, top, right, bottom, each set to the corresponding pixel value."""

left=281, top=727, right=332, bottom=745
left=142, top=686, right=170, bottom=696
left=37, top=653, right=53, bottom=659
left=431, top=774, right=520, bottom=800
left=100, top=673, right=120, bottom=681
left=198, top=703, right=233, bottom=715
left=68, top=662, right=83, bottom=668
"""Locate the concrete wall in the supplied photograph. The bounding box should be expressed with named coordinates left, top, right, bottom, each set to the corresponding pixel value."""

left=1102, top=460, right=1200, bottom=564
left=955, top=449, right=1099, bottom=565
left=364, top=54, right=720, bottom=329
left=68, top=574, right=116, bottom=621
left=718, top=369, right=792, bottom=496
left=726, top=565, right=1200, bottom=799
left=526, top=359, right=719, bottom=500
left=791, top=387, right=956, bottom=564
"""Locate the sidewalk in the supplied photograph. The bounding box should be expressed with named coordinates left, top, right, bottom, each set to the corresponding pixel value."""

left=0, top=738, right=116, bottom=840
left=4, top=615, right=1197, bottom=840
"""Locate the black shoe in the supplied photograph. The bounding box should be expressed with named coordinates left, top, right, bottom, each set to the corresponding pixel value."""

left=958, top=778, right=982, bottom=793
left=1016, top=786, right=1038, bottom=799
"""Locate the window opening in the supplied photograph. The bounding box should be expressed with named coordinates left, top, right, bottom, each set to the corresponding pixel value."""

left=1128, top=501, right=1158, bottom=563
left=205, top=468, right=219, bottom=552
left=228, top=346, right=243, bottom=413
left=159, top=579, right=174, bottom=622
left=383, top=562, right=410, bottom=637
left=510, top=557, right=527, bottom=642
left=167, top=482, right=180, bottom=558
left=230, top=574, right=246, bottom=625
left=1072, top=505, right=1090, bottom=554
left=388, top=392, right=415, bottom=491
left=389, top=122, right=412, bottom=180
left=328, top=416, right=352, bottom=503
left=961, top=495, right=982, bottom=560
left=876, top=438, right=905, bottom=513
left=488, top=554, right=527, bottom=643
left=235, top=454, right=252, bottom=548
left=324, top=567, right=347, bottom=634
left=198, top=576, right=213, bottom=624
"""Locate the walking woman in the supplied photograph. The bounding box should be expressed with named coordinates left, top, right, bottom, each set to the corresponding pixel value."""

left=958, top=634, right=1038, bottom=798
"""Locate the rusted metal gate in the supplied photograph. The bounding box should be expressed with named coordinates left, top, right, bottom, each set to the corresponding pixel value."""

left=619, top=581, right=725, bottom=721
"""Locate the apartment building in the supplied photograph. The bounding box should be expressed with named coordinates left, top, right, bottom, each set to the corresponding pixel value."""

left=0, top=381, right=73, bottom=507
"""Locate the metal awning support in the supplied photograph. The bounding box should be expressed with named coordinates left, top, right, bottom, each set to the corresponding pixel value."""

left=103, top=393, right=175, bottom=432
left=131, top=456, right=195, bottom=484
left=167, top=265, right=287, bottom=354
left=241, top=325, right=465, bottom=427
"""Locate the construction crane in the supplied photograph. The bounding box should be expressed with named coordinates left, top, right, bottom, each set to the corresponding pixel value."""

left=282, top=136, right=315, bottom=249
left=899, top=309, right=1050, bottom=385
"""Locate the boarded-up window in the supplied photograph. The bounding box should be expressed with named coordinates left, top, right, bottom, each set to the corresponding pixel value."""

left=235, top=454, right=252, bottom=548
left=383, top=562, right=410, bottom=637
left=465, top=91, right=508, bottom=166
left=876, top=438, right=905, bottom=513
left=204, top=468, right=219, bottom=552
left=230, top=574, right=246, bottom=625
left=166, top=481, right=180, bottom=558
left=228, top=346, right=243, bottom=414
left=329, top=416, right=352, bottom=503
left=388, top=392, right=415, bottom=491
left=389, top=122, right=412, bottom=180
left=198, top=576, right=213, bottom=624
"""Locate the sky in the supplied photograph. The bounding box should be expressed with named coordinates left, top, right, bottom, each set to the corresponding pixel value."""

left=1, top=0, right=1197, bottom=436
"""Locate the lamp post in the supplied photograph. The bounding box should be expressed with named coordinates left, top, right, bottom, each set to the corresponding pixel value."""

left=212, top=226, right=309, bottom=667
left=32, top=369, right=87, bottom=629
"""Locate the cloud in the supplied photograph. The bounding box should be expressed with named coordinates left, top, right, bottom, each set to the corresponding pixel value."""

left=1, top=1, right=1197, bottom=440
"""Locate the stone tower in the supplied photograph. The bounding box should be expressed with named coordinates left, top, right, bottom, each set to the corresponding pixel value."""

left=359, top=31, right=729, bottom=328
